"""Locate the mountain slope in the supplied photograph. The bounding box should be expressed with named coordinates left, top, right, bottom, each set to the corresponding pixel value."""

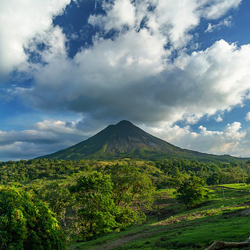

left=38, top=120, right=245, bottom=162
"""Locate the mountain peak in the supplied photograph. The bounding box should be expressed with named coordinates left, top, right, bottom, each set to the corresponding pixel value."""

left=106, top=120, right=135, bottom=131
left=115, top=120, right=134, bottom=127
left=37, top=121, right=243, bottom=162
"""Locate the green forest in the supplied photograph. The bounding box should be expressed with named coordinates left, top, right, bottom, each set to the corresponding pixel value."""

left=1, top=158, right=250, bottom=249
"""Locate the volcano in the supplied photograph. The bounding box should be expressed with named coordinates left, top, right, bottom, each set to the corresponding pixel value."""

left=38, top=120, right=243, bottom=162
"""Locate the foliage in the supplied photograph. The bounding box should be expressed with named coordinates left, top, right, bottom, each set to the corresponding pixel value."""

left=107, top=164, right=155, bottom=208
left=105, top=164, right=154, bottom=227
left=69, top=168, right=153, bottom=239
left=69, top=184, right=250, bottom=250
left=1, top=157, right=250, bottom=247
left=38, top=183, right=72, bottom=226
left=176, top=176, right=210, bottom=207
left=70, top=172, right=119, bottom=239
left=0, top=186, right=66, bottom=250
left=115, top=206, right=146, bottom=229
left=0, top=158, right=249, bottom=187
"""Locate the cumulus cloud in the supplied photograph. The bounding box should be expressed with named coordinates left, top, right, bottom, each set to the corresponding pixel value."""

left=20, top=39, right=250, bottom=127
left=145, top=121, right=249, bottom=157
left=245, top=112, right=250, bottom=121
left=0, top=0, right=71, bottom=79
left=89, top=0, right=136, bottom=31
left=168, top=40, right=250, bottom=120
left=16, top=0, right=244, bottom=126
left=89, top=0, right=241, bottom=49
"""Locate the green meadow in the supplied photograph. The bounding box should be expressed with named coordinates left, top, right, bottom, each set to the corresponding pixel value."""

left=70, top=184, right=250, bottom=250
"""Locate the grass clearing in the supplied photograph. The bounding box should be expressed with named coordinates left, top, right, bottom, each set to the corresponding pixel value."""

left=69, top=184, right=250, bottom=249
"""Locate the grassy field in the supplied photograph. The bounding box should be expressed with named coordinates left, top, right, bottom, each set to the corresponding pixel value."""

left=69, top=184, right=250, bottom=250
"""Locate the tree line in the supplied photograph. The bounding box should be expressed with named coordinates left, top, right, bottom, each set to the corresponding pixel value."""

left=1, top=158, right=250, bottom=186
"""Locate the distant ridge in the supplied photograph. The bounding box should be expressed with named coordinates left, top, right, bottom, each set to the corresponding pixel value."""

left=37, top=120, right=246, bottom=162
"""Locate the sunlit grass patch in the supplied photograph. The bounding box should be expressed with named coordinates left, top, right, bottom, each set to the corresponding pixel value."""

left=220, top=183, right=250, bottom=190
left=69, top=184, right=250, bottom=250
left=164, top=215, right=250, bottom=249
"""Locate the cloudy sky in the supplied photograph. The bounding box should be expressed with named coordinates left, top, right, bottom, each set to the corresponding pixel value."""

left=1, top=0, right=250, bottom=161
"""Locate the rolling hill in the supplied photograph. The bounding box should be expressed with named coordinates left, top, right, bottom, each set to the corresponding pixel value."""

left=38, top=120, right=246, bottom=162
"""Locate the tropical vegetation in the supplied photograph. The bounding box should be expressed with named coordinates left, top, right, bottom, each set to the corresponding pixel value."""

left=1, top=158, right=250, bottom=249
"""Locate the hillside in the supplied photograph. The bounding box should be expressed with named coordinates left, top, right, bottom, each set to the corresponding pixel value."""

left=38, top=120, right=245, bottom=162
left=69, top=184, right=250, bottom=250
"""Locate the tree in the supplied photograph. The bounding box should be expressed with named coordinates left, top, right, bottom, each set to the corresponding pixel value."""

left=176, top=176, right=210, bottom=207
left=38, top=183, right=71, bottom=227
left=107, top=164, right=155, bottom=208
left=104, top=164, right=155, bottom=228
left=206, top=172, right=220, bottom=185
left=171, top=167, right=189, bottom=187
left=70, top=172, right=118, bottom=239
left=0, top=186, right=66, bottom=250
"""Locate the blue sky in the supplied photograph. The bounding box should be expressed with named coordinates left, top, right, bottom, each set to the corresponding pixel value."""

left=1, top=0, right=250, bottom=161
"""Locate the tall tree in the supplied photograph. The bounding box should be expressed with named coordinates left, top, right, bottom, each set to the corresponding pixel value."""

left=70, top=172, right=118, bottom=239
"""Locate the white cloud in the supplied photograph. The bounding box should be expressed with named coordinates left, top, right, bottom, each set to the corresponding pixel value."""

left=170, top=40, right=250, bottom=119
left=145, top=121, right=249, bottom=157
left=17, top=38, right=250, bottom=127
left=146, top=0, right=200, bottom=48
left=25, top=1, right=243, bottom=126
left=224, top=122, right=246, bottom=140
left=200, top=0, right=241, bottom=20
left=89, top=0, right=136, bottom=31
left=215, top=116, right=223, bottom=122
left=205, top=16, right=233, bottom=33
left=0, top=0, right=71, bottom=79
left=90, top=0, right=241, bottom=49
left=245, top=112, right=250, bottom=121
